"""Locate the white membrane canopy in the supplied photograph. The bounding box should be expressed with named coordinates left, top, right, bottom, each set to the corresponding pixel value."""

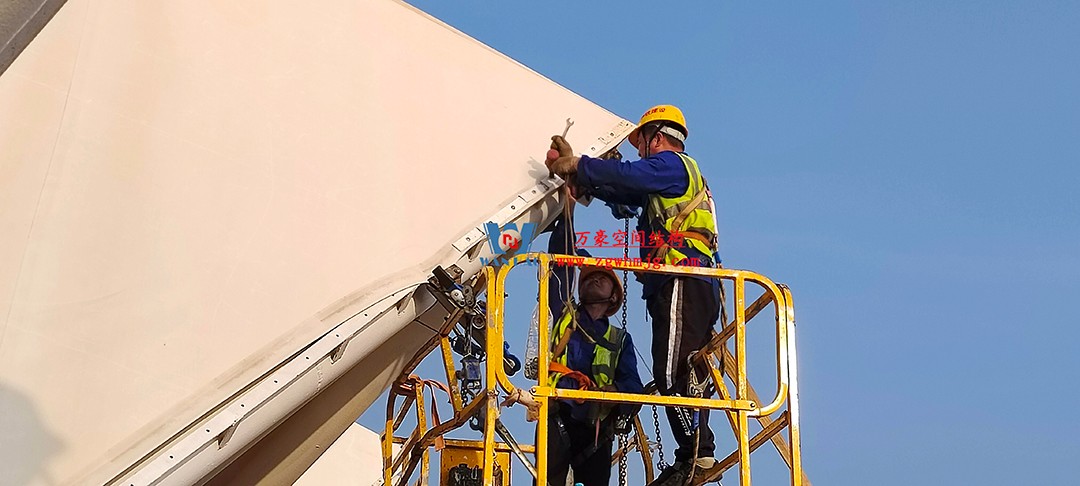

left=0, top=1, right=631, bottom=484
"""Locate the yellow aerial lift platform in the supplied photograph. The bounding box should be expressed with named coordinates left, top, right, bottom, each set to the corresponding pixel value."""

left=382, top=253, right=808, bottom=486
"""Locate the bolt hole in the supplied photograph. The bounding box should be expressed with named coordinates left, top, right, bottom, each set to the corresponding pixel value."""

left=169, top=455, right=174, bottom=459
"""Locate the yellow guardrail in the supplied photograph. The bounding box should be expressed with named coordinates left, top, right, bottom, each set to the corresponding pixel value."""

left=383, top=252, right=808, bottom=486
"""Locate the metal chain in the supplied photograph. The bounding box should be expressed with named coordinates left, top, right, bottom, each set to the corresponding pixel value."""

left=621, top=217, right=629, bottom=329
left=652, top=404, right=667, bottom=470
left=618, top=218, right=632, bottom=486
left=634, top=214, right=669, bottom=472
left=618, top=432, right=629, bottom=486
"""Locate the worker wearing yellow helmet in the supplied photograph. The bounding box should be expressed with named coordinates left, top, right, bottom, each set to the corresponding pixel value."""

left=546, top=105, right=723, bottom=486
left=540, top=211, right=645, bottom=486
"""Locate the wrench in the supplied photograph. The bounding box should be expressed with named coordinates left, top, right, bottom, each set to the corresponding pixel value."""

left=561, top=117, right=574, bottom=138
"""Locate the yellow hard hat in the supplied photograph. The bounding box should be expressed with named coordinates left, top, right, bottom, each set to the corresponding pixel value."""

left=627, top=104, right=688, bottom=147
left=578, top=265, right=624, bottom=318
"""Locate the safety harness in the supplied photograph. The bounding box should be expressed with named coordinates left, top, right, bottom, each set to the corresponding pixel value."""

left=645, top=153, right=718, bottom=266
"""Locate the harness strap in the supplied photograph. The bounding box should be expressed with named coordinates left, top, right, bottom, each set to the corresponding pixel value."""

left=551, top=320, right=576, bottom=362
left=650, top=186, right=714, bottom=262
left=548, top=361, right=596, bottom=393
left=669, top=180, right=710, bottom=235
left=406, top=375, right=452, bottom=450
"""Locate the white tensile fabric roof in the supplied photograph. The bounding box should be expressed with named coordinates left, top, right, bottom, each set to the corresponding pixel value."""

left=0, top=1, right=631, bottom=484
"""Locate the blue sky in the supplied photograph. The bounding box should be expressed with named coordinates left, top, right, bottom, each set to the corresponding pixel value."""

left=362, top=1, right=1080, bottom=484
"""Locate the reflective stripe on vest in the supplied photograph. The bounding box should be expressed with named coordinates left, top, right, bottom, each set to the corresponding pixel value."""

left=548, top=308, right=625, bottom=389
left=646, top=152, right=718, bottom=265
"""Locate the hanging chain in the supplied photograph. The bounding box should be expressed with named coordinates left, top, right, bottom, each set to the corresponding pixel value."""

left=621, top=217, right=629, bottom=328
left=616, top=217, right=631, bottom=486
left=618, top=431, right=629, bottom=486
left=652, top=404, right=667, bottom=470
left=629, top=215, right=668, bottom=472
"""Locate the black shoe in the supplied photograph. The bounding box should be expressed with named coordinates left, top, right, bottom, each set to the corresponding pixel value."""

left=689, top=457, right=723, bottom=485
left=645, top=461, right=692, bottom=486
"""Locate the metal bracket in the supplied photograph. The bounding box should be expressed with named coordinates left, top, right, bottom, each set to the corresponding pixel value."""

left=396, top=287, right=418, bottom=313
left=217, top=420, right=239, bottom=449
left=330, top=341, right=348, bottom=363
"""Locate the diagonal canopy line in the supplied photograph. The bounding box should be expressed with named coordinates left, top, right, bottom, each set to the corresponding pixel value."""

left=0, top=0, right=68, bottom=76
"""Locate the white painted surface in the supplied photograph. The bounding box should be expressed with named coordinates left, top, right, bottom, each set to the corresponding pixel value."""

left=0, top=0, right=632, bottom=484
left=294, top=423, right=387, bottom=486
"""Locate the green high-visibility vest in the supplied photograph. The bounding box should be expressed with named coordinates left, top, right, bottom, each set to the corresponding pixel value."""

left=646, top=152, right=717, bottom=265
left=548, top=306, right=626, bottom=389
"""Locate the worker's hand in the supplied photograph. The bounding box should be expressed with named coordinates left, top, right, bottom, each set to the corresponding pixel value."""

left=501, top=388, right=540, bottom=422
left=566, top=174, right=585, bottom=201
left=606, top=202, right=639, bottom=220
left=550, top=135, right=573, bottom=158
left=598, top=146, right=622, bottom=161
left=546, top=135, right=579, bottom=177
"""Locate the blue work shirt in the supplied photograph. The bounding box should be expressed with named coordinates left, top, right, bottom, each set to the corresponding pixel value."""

left=547, top=214, right=644, bottom=423
left=576, top=150, right=719, bottom=300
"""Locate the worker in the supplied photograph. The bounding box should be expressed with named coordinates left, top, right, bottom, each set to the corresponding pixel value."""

left=545, top=105, right=722, bottom=486
left=541, top=211, right=645, bottom=486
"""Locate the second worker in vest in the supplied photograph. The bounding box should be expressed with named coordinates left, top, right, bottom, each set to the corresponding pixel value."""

left=543, top=211, right=644, bottom=486
left=546, top=105, right=723, bottom=486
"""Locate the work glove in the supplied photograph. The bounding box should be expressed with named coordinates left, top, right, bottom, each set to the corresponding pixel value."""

left=550, top=134, right=573, bottom=157
left=599, top=146, right=622, bottom=160
left=501, top=388, right=540, bottom=422
left=605, top=202, right=639, bottom=220
left=545, top=135, right=580, bottom=177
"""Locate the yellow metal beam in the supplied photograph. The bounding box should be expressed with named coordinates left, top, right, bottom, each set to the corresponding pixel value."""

left=413, top=385, right=429, bottom=486
left=392, top=395, right=488, bottom=486
left=634, top=415, right=656, bottom=483
left=537, top=387, right=755, bottom=411
left=483, top=266, right=501, bottom=486
left=393, top=437, right=535, bottom=454
left=439, top=336, right=463, bottom=413
left=718, top=340, right=811, bottom=485
left=697, top=291, right=775, bottom=361
left=780, top=285, right=806, bottom=486
left=535, top=258, right=550, bottom=486
left=715, top=411, right=790, bottom=475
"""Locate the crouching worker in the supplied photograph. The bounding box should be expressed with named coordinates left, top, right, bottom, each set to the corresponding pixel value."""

left=541, top=212, right=644, bottom=486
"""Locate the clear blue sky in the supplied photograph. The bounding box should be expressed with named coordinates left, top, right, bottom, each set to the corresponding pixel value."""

left=362, top=1, right=1080, bottom=484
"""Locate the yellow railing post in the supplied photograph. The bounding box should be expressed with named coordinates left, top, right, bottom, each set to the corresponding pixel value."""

left=382, top=394, right=395, bottom=486
left=483, top=266, right=499, bottom=485
left=783, top=286, right=805, bottom=486
left=536, top=255, right=551, bottom=486
left=414, top=383, right=430, bottom=486
left=735, top=276, right=752, bottom=485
